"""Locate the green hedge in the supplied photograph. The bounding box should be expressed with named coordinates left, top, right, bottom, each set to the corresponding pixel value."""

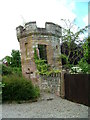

left=2, top=75, right=40, bottom=102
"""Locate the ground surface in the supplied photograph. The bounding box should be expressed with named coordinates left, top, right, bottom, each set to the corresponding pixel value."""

left=2, top=93, right=88, bottom=118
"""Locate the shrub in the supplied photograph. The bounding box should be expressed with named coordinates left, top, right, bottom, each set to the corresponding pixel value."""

left=2, top=64, right=12, bottom=75
left=12, top=67, right=22, bottom=76
left=2, top=75, right=40, bottom=101
left=78, top=58, right=89, bottom=74
left=2, top=64, right=22, bottom=76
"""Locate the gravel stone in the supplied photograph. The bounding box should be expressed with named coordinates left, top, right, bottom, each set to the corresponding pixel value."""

left=2, top=93, right=88, bottom=118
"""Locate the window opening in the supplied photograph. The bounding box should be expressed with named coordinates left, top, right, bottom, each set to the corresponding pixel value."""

left=38, top=44, right=47, bottom=63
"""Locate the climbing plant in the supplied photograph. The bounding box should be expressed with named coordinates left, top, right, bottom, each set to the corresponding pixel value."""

left=34, top=47, right=61, bottom=76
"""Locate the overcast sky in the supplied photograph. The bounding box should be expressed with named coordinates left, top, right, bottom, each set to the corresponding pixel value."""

left=0, top=0, right=89, bottom=60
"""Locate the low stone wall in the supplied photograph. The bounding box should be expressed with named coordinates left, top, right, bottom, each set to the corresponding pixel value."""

left=40, top=73, right=61, bottom=96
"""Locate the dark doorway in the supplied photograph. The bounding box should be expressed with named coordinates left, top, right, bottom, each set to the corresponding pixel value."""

left=38, top=44, right=47, bottom=62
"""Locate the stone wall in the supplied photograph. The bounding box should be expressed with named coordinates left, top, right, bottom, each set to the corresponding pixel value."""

left=40, top=73, right=61, bottom=96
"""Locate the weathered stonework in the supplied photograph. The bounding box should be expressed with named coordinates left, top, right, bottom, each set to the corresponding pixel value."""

left=16, top=21, right=62, bottom=86
left=40, top=73, right=61, bottom=96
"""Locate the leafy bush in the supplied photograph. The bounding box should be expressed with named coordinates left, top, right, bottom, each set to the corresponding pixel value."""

left=78, top=59, right=90, bottom=74
left=2, top=64, right=22, bottom=76
left=2, top=75, right=40, bottom=101
left=78, top=38, right=89, bottom=74
left=12, top=67, right=22, bottom=76
left=2, top=64, right=12, bottom=75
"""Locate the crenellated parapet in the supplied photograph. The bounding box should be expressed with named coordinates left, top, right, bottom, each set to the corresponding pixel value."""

left=16, top=21, right=62, bottom=41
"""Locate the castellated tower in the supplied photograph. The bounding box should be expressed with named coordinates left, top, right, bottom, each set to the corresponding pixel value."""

left=16, top=21, right=62, bottom=84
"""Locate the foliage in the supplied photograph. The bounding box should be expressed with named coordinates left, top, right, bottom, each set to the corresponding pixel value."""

left=2, top=50, right=21, bottom=68
left=34, top=47, right=39, bottom=60
left=78, top=37, right=90, bottom=74
left=2, top=64, right=22, bottom=77
left=35, top=59, right=50, bottom=75
left=34, top=48, right=61, bottom=76
left=82, top=38, right=89, bottom=61
left=2, top=56, right=11, bottom=66
left=11, top=50, right=21, bottom=68
left=2, top=49, right=40, bottom=102
left=12, top=67, right=22, bottom=76
left=35, top=58, right=61, bottom=75
left=2, top=75, right=40, bottom=101
left=78, top=59, right=89, bottom=73
left=60, top=19, right=88, bottom=69
left=0, top=82, right=5, bottom=95
left=2, top=64, right=13, bottom=75
left=45, top=69, right=61, bottom=76
left=34, top=47, right=49, bottom=75
left=69, top=66, right=82, bottom=74
left=2, top=50, right=22, bottom=76
left=61, top=42, right=83, bottom=67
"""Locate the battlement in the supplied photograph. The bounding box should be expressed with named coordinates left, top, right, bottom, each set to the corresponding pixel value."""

left=16, top=21, right=62, bottom=40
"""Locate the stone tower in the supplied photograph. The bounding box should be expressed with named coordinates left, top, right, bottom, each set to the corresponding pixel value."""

left=16, top=21, right=62, bottom=84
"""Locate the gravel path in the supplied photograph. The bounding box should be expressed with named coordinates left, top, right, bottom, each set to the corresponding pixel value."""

left=2, top=93, right=88, bottom=118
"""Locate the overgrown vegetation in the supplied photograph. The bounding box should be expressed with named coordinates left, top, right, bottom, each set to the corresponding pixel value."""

left=34, top=48, right=61, bottom=76
left=2, top=50, right=21, bottom=68
left=1, top=49, right=40, bottom=102
left=2, top=75, right=40, bottom=102
left=60, top=19, right=89, bottom=74
left=2, top=64, right=13, bottom=75
left=78, top=37, right=90, bottom=73
left=2, top=50, right=22, bottom=76
left=2, top=64, right=22, bottom=76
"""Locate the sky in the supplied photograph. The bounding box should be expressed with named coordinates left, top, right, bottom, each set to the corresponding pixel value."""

left=0, top=0, right=89, bottom=60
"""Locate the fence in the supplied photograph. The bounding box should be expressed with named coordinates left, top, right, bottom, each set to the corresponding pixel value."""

left=64, top=74, right=89, bottom=106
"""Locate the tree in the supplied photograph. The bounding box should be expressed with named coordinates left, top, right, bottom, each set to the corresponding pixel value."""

left=11, top=50, right=21, bottom=68
left=2, top=64, right=12, bottom=75
left=78, top=37, right=90, bottom=73
left=2, top=50, right=21, bottom=68
left=61, top=41, right=83, bottom=66
left=60, top=19, right=88, bottom=69
left=2, top=56, right=11, bottom=66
